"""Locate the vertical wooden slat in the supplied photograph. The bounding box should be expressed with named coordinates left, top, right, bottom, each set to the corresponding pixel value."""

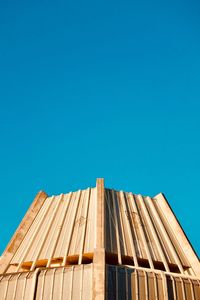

left=21, top=274, right=27, bottom=300
left=72, top=190, right=85, bottom=255
left=13, top=196, right=51, bottom=263
left=12, top=273, right=21, bottom=300
left=170, top=275, right=177, bottom=300
left=57, top=192, right=76, bottom=257
left=188, top=279, right=195, bottom=300
left=118, top=193, right=128, bottom=256
left=135, top=270, right=139, bottom=300
left=80, top=265, right=83, bottom=300
left=62, top=191, right=82, bottom=266
left=96, top=178, right=105, bottom=249
left=153, top=273, right=158, bottom=300
left=40, top=198, right=65, bottom=260
left=154, top=193, right=200, bottom=276
left=0, top=191, right=48, bottom=274
left=3, top=275, right=12, bottom=300
left=154, top=198, right=190, bottom=271
left=125, top=193, right=141, bottom=257
left=78, top=189, right=91, bottom=264
left=161, top=273, right=168, bottom=300
left=180, top=277, right=186, bottom=300
left=89, top=188, right=97, bottom=253
left=120, top=191, right=138, bottom=267
left=144, top=271, right=148, bottom=300
left=59, top=268, right=65, bottom=300
left=69, top=266, right=74, bottom=300
left=147, top=196, right=184, bottom=273
left=115, top=266, right=119, bottom=300
left=128, top=193, right=154, bottom=269
left=112, top=190, right=122, bottom=265
left=138, top=195, right=170, bottom=272
left=46, top=193, right=72, bottom=267
left=16, top=196, right=52, bottom=272
left=30, top=268, right=41, bottom=300
left=30, top=195, right=63, bottom=271
left=49, top=269, right=56, bottom=300
left=125, top=268, right=129, bottom=300
left=105, top=191, right=113, bottom=252
left=92, top=178, right=105, bottom=300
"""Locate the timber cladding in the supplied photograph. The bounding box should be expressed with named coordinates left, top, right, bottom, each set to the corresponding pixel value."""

left=106, top=265, right=200, bottom=300
left=0, top=265, right=93, bottom=300
left=0, top=264, right=199, bottom=299
left=0, top=178, right=199, bottom=299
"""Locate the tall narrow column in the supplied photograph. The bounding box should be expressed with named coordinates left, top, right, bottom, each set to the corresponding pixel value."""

left=93, top=178, right=106, bottom=300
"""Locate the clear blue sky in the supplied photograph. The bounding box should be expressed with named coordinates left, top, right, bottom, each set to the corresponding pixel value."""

left=0, top=0, right=200, bottom=257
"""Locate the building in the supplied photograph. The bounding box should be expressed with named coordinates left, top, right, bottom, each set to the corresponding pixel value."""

left=0, top=178, right=200, bottom=299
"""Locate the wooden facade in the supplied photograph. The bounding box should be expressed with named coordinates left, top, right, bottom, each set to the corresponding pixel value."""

left=0, top=178, right=199, bottom=299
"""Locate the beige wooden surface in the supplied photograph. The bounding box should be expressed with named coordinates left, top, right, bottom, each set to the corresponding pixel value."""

left=0, top=178, right=200, bottom=299
left=106, top=265, right=200, bottom=300
left=0, top=265, right=93, bottom=300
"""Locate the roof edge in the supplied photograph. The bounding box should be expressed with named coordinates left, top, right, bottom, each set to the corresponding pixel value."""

left=154, top=192, right=200, bottom=275
left=0, top=191, right=48, bottom=274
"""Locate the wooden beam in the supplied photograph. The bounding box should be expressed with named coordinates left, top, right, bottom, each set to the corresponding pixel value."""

left=96, top=178, right=105, bottom=249
left=92, top=178, right=106, bottom=300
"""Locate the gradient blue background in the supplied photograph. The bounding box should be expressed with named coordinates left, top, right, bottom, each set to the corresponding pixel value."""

left=0, top=0, right=200, bottom=256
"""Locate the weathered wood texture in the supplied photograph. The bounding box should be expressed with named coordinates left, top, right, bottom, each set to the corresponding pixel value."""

left=0, top=178, right=200, bottom=299
left=106, top=265, right=200, bottom=300
left=154, top=193, right=200, bottom=276
left=0, top=191, right=48, bottom=273
left=92, top=178, right=106, bottom=300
